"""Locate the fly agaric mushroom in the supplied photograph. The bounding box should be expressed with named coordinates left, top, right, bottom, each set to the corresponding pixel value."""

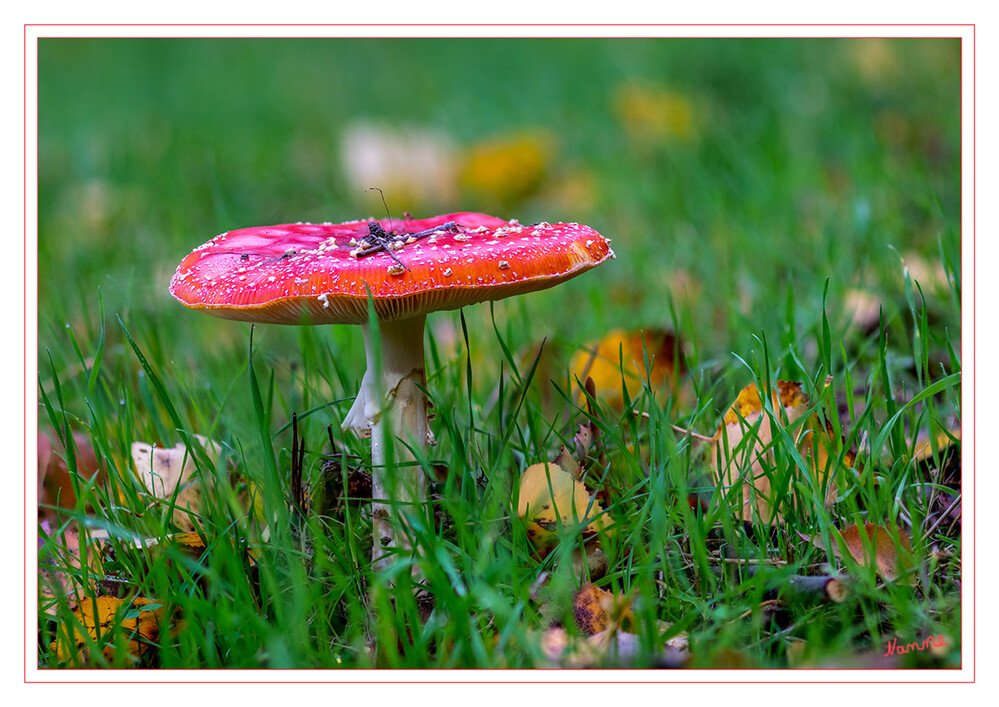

left=169, top=212, right=613, bottom=570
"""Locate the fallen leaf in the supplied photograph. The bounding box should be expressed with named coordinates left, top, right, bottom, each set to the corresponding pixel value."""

left=551, top=417, right=597, bottom=482
left=912, top=423, right=960, bottom=463
left=38, top=429, right=106, bottom=519
left=571, top=545, right=609, bottom=582
left=51, top=595, right=173, bottom=666
left=902, top=250, right=951, bottom=294
left=518, top=463, right=609, bottom=557
left=570, top=328, right=687, bottom=410
left=38, top=524, right=113, bottom=613
left=573, top=583, right=635, bottom=636
left=131, top=436, right=221, bottom=532
left=710, top=381, right=852, bottom=525
left=836, top=521, right=914, bottom=582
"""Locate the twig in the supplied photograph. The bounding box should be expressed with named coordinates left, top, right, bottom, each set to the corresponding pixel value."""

left=355, top=221, right=460, bottom=259
left=632, top=411, right=715, bottom=442
left=923, top=491, right=962, bottom=539
left=779, top=574, right=850, bottom=603
left=730, top=599, right=781, bottom=623
left=358, top=222, right=411, bottom=271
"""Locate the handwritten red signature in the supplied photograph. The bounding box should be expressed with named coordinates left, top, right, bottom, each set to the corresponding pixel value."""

left=883, top=635, right=949, bottom=657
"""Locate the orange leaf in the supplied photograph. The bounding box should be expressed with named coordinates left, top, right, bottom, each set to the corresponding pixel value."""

left=573, top=583, right=635, bottom=636
left=836, top=521, right=914, bottom=582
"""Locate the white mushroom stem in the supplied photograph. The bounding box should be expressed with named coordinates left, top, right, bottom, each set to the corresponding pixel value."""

left=342, top=314, right=431, bottom=573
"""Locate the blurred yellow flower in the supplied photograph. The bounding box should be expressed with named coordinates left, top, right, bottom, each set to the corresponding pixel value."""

left=545, top=169, right=598, bottom=216
left=459, top=131, right=553, bottom=208
left=614, top=83, right=696, bottom=143
left=847, top=39, right=900, bottom=83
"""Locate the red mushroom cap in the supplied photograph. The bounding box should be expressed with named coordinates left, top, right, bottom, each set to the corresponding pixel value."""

left=169, top=213, right=613, bottom=325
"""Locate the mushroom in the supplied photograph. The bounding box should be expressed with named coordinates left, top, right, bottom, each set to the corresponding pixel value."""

left=169, top=212, right=614, bottom=571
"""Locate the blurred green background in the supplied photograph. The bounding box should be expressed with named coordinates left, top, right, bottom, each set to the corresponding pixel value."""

left=37, top=37, right=961, bottom=421
left=36, top=38, right=963, bottom=669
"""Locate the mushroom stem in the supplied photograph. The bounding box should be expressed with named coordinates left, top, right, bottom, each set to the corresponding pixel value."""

left=342, top=314, right=430, bottom=572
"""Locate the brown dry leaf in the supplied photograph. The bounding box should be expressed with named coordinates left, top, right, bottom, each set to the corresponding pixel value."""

left=571, top=545, right=609, bottom=582
left=711, top=380, right=852, bottom=525
left=570, top=328, right=687, bottom=410
left=518, top=463, right=610, bottom=557
left=834, top=521, right=914, bottom=583
left=551, top=418, right=598, bottom=482
left=38, top=429, right=106, bottom=519
left=51, top=595, right=172, bottom=666
left=131, top=436, right=221, bottom=532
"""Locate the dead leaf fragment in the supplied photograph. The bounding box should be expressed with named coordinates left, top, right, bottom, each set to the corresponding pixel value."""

left=573, top=583, right=635, bottom=636
left=131, top=436, right=221, bottom=531
left=912, top=424, right=960, bottom=463
left=614, top=83, right=698, bottom=144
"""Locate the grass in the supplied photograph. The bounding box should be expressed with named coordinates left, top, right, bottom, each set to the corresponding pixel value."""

left=35, top=37, right=962, bottom=670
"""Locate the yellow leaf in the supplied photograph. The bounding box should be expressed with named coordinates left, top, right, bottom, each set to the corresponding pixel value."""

left=518, top=463, right=609, bottom=556
left=711, top=381, right=850, bottom=525
left=52, top=596, right=170, bottom=666
left=570, top=328, right=687, bottom=410
left=912, top=424, right=960, bottom=462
